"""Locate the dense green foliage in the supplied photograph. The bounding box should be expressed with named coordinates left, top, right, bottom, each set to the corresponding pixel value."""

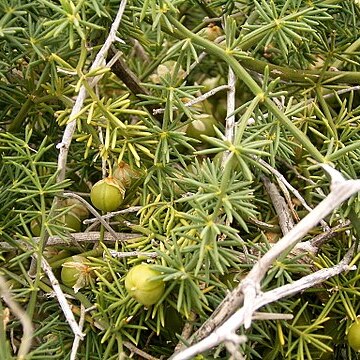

left=1, top=0, right=360, bottom=359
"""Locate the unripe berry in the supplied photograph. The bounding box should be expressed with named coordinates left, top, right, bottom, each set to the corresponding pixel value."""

left=90, top=177, right=125, bottom=212
left=125, top=264, right=164, bottom=306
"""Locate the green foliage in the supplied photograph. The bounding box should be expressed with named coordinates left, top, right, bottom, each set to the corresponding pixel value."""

left=1, top=0, right=360, bottom=359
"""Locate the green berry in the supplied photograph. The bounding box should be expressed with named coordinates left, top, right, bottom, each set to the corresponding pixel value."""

left=90, top=177, right=125, bottom=212
left=348, top=321, right=360, bottom=351
left=125, top=264, right=164, bottom=306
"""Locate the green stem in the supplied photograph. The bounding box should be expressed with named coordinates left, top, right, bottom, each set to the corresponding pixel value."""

left=327, top=141, right=360, bottom=162
left=50, top=248, right=104, bottom=269
left=100, top=222, right=105, bottom=244
left=331, top=36, right=360, bottom=70
left=315, top=86, right=338, bottom=141
left=160, top=18, right=360, bottom=85
left=167, top=15, right=325, bottom=163
left=102, top=334, right=117, bottom=360
left=239, top=10, right=259, bottom=37
left=239, top=57, right=360, bottom=84
left=8, top=97, right=35, bottom=133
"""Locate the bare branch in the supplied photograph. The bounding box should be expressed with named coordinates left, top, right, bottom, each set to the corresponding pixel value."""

left=152, top=85, right=229, bottom=115
left=251, top=312, right=293, bottom=321
left=242, top=169, right=360, bottom=328
left=56, top=0, right=128, bottom=183
left=174, top=167, right=360, bottom=352
left=0, top=232, right=141, bottom=250
left=38, top=255, right=85, bottom=339
left=108, top=249, right=158, bottom=259
left=262, top=175, right=294, bottom=234
left=255, top=156, right=329, bottom=229
left=123, top=341, right=160, bottom=360
left=224, top=334, right=247, bottom=360
left=62, top=193, right=120, bottom=240
left=171, top=247, right=355, bottom=360
left=222, top=67, right=236, bottom=166
left=108, top=47, right=165, bottom=121
left=175, top=312, right=197, bottom=352
left=109, top=49, right=150, bottom=98
left=70, top=304, right=86, bottom=360
left=0, top=275, right=34, bottom=359
left=83, top=206, right=142, bottom=224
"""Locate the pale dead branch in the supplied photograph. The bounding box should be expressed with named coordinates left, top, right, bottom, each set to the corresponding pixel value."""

left=38, top=255, right=85, bottom=339
left=56, top=0, right=128, bottom=183
left=171, top=166, right=360, bottom=359
left=171, top=246, right=355, bottom=360
left=222, top=66, right=236, bottom=167
left=0, top=275, right=34, bottom=359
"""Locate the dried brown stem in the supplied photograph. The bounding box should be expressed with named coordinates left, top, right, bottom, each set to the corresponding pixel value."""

left=0, top=232, right=141, bottom=250
left=108, top=48, right=163, bottom=121
left=262, top=175, right=294, bottom=234
left=123, top=341, right=160, bottom=360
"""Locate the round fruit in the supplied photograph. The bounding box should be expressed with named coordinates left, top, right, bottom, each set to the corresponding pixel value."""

left=157, top=60, right=185, bottom=80
left=150, top=61, right=185, bottom=84
left=90, top=177, right=125, bottom=212
left=61, top=255, right=92, bottom=291
left=201, top=76, right=223, bottom=93
left=125, top=264, right=164, bottom=306
left=62, top=212, right=81, bottom=232
left=31, top=211, right=81, bottom=236
left=348, top=321, right=360, bottom=351
left=45, top=249, right=71, bottom=265
left=64, top=198, right=89, bottom=220
left=186, top=114, right=218, bottom=141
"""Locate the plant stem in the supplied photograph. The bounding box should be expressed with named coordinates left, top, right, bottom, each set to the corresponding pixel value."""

left=8, top=97, right=34, bottom=133
left=240, top=57, right=360, bottom=84
left=331, top=36, right=360, bottom=69
left=50, top=248, right=104, bottom=269
left=167, top=15, right=325, bottom=163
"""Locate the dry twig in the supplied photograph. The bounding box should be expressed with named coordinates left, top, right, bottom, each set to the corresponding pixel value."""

left=152, top=84, right=230, bottom=115
left=56, top=0, right=128, bottom=183
left=38, top=255, right=85, bottom=339
left=0, top=275, right=34, bottom=359
left=171, top=165, right=360, bottom=359
left=262, top=175, right=294, bottom=234
left=123, top=341, right=160, bottom=360
left=108, top=249, right=158, bottom=258
left=222, top=66, right=236, bottom=167
left=62, top=193, right=120, bottom=240
left=70, top=304, right=86, bottom=360
left=255, top=156, right=329, bottom=229
left=0, top=232, right=140, bottom=250
left=171, top=246, right=355, bottom=360
left=83, top=206, right=142, bottom=224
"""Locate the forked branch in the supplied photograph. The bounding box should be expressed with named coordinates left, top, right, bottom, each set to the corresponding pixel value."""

left=171, top=165, right=360, bottom=359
